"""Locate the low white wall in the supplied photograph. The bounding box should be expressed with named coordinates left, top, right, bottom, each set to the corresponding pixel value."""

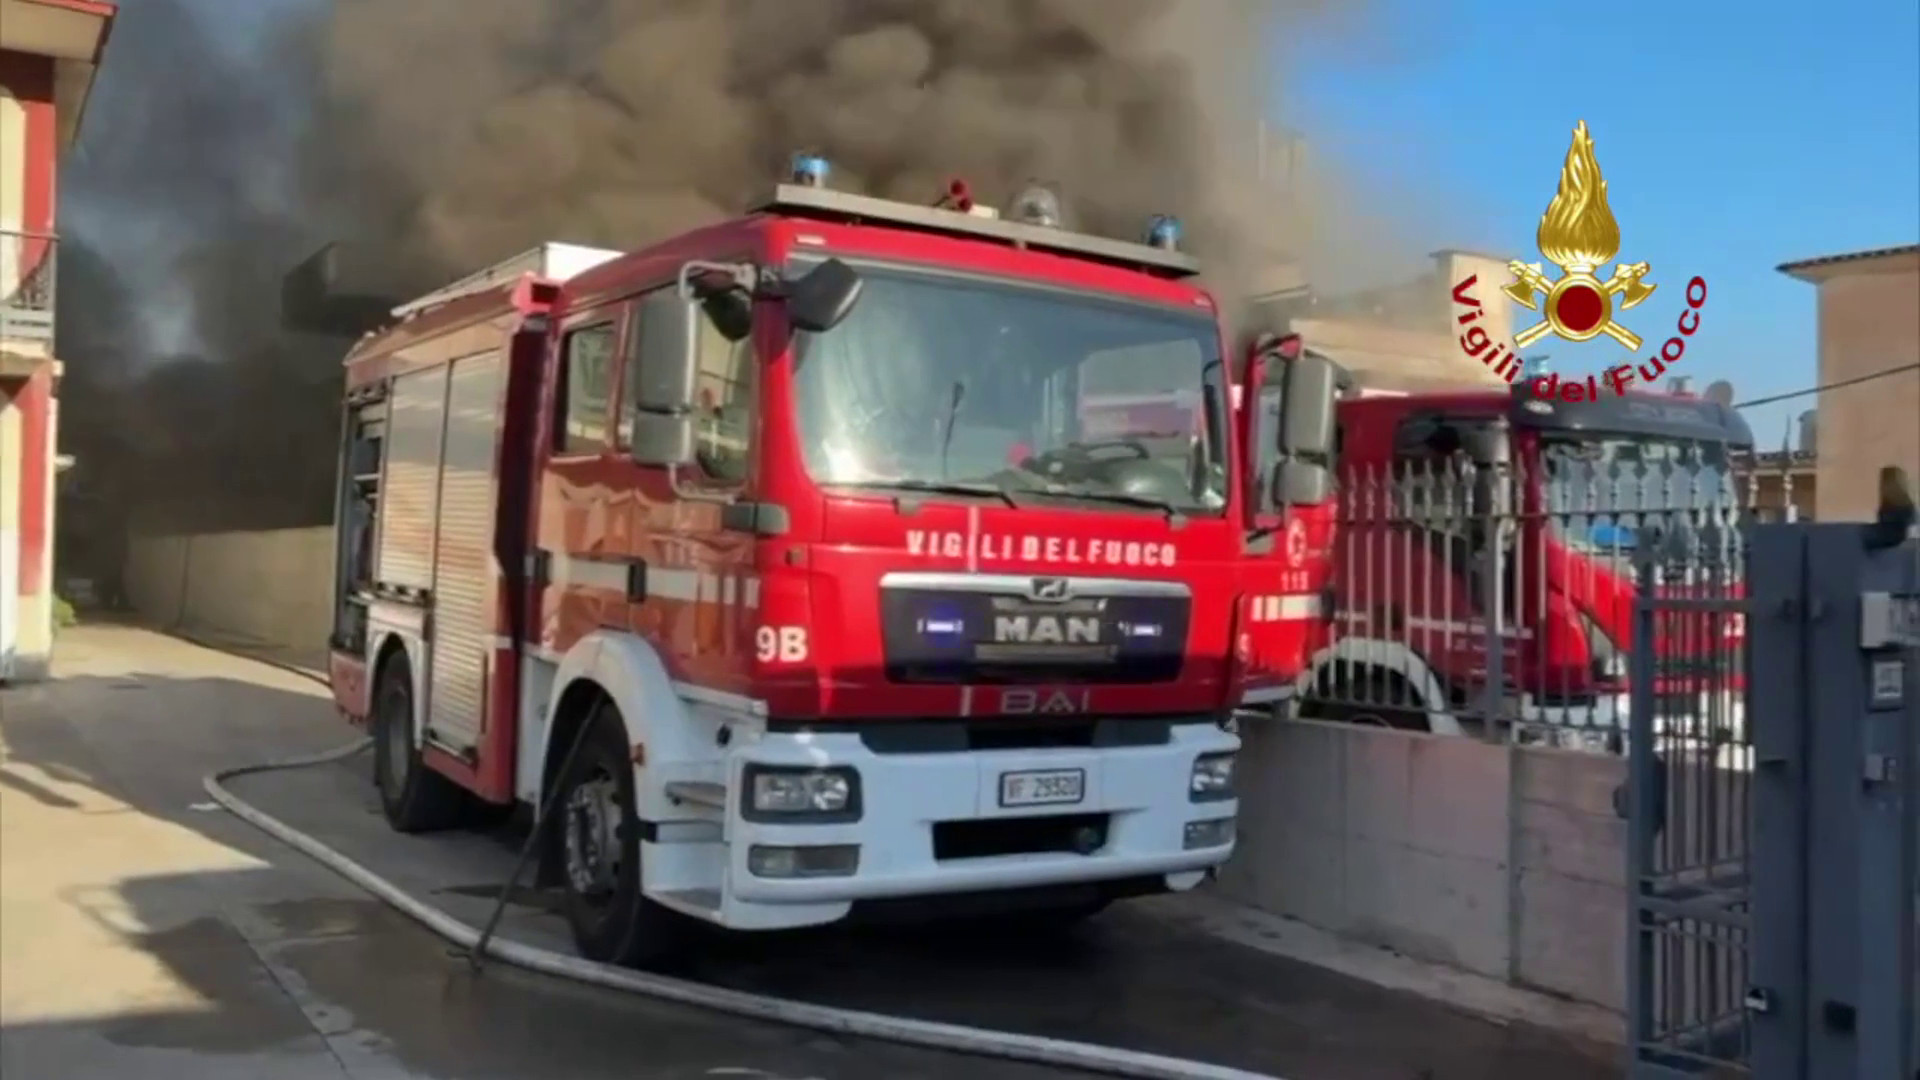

left=1218, top=717, right=1631, bottom=1012
left=125, top=527, right=334, bottom=659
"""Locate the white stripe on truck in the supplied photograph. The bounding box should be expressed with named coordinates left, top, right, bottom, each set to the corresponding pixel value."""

left=545, top=551, right=759, bottom=609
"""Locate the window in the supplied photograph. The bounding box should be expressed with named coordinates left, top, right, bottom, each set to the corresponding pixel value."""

left=691, top=302, right=755, bottom=483
left=559, top=323, right=616, bottom=454
left=622, top=289, right=756, bottom=484
left=1255, top=384, right=1285, bottom=509
left=1390, top=418, right=1478, bottom=536
left=790, top=264, right=1226, bottom=514
left=1540, top=435, right=1737, bottom=555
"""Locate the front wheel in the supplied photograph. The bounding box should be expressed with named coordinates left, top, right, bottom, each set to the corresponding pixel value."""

left=552, top=702, right=688, bottom=969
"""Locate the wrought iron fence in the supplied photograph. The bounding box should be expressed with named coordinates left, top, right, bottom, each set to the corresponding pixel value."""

left=1, top=229, right=58, bottom=349
left=1298, top=448, right=1749, bottom=756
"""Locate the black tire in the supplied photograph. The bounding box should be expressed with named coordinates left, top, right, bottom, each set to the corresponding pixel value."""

left=551, top=702, right=686, bottom=969
left=370, top=653, right=471, bottom=833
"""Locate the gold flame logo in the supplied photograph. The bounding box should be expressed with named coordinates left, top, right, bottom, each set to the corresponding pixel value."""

left=1502, top=121, right=1655, bottom=351
left=1537, top=122, right=1619, bottom=270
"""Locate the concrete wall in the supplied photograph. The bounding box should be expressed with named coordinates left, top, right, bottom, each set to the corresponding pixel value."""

left=125, top=527, right=334, bottom=658
left=1219, top=717, right=1630, bottom=1012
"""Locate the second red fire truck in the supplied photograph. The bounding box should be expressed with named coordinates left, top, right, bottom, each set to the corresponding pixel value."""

left=325, top=158, right=1341, bottom=968
left=1297, top=379, right=1752, bottom=752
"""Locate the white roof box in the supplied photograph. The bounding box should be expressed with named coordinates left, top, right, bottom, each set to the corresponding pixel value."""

left=391, top=242, right=623, bottom=320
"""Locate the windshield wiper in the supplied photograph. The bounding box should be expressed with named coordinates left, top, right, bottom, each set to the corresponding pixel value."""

left=1043, top=486, right=1189, bottom=524
left=833, top=479, right=1020, bottom=509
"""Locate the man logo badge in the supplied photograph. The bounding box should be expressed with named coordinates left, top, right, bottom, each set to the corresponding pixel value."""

left=1028, top=577, right=1072, bottom=602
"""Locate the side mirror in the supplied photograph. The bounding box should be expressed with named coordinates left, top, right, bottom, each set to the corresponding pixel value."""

left=786, top=258, right=863, bottom=333
left=1273, top=460, right=1332, bottom=506
left=680, top=265, right=756, bottom=343
left=627, top=289, right=699, bottom=467
left=1458, top=424, right=1510, bottom=466
left=1278, top=352, right=1338, bottom=455
left=700, top=292, right=754, bottom=343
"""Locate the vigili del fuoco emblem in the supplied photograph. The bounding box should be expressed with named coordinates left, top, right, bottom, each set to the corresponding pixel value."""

left=1504, top=121, right=1656, bottom=351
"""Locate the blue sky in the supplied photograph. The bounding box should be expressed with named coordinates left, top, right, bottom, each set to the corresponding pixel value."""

left=1275, top=0, right=1920, bottom=446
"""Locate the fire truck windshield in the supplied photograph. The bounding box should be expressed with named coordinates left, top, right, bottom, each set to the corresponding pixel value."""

left=1539, top=434, right=1739, bottom=554
left=791, top=262, right=1229, bottom=515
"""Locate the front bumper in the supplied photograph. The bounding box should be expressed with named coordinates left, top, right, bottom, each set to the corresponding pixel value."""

left=722, top=721, right=1239, bottom=908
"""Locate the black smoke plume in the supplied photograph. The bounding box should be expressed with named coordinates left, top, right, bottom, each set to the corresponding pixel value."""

left=59, top=0, right=1389, bottom=564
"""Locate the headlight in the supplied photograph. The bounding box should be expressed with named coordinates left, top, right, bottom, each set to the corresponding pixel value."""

left=1184, top=818, right=1235, bottom=850
left=742, top=766, right=861, bottom=821
left=1190, top=752, right=1236, bottom=802
left=747, top=844, right=860, bottom=878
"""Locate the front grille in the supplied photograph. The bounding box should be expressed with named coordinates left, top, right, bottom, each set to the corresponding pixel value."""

left=881, top=580, right=1190, bottom=685
left=934, top=813, right=1110, bottom=860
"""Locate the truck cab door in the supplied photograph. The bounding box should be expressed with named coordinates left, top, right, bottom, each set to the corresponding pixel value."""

left=616, top=278, right=764, bottom=693
left=1236, top=348, right=1337, bottom=710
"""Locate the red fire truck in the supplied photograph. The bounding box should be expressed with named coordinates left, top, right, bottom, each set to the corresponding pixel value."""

left=1296, top=379, right=1752, bottom=752
left=325, top=158, right=1341, bottom=967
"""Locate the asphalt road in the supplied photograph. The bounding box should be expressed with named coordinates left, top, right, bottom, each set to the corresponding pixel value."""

left=0, top=625, right=1619, bottom=1080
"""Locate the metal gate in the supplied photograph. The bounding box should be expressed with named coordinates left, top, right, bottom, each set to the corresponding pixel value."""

left=1627, top=523, right=1918, bottom=1079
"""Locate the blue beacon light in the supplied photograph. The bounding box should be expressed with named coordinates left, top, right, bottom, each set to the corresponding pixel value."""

left=1145, top=214, right=1182, bottom=251
left=790, top=153, right=831, bottom=188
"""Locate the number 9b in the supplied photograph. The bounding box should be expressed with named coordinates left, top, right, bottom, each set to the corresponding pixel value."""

left=755, top=625, right=809, bottom=663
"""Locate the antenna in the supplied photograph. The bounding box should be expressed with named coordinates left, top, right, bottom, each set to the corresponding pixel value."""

left=1703, top=379, right=1735, bottom=407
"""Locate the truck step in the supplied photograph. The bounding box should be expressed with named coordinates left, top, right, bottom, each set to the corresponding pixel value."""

left=663, top=781, right=727, bottom=811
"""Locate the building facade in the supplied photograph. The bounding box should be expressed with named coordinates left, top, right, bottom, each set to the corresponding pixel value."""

left=1, top=0, right=114, bottom=681
left=1778, top=244, right=1920, bottom=522
left=1737, top=448, right=1819, bottom=523
left=1250, top=250, right=1521, bottom=393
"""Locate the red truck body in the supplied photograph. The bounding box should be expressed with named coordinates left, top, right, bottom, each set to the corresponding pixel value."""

left=323, top=170, right=1338, bottom=966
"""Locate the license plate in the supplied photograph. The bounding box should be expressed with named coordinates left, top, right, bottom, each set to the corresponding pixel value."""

left=999, top=768, right=1085, bottom=808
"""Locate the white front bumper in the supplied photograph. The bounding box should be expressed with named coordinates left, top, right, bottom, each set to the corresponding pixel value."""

left=719, top=721, right=1238, bottom=914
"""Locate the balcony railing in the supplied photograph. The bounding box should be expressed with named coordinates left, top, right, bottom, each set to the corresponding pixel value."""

left=2, top=229, right=57, bottom=349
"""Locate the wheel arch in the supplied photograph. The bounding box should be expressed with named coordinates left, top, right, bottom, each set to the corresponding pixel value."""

left=1294, top=636, right=1462, bottom=736
left=538, top=631, right=709, bottom=808
left=369, top=627, right=424, bottom=745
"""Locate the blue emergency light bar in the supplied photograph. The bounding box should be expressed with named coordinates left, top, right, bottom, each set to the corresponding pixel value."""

left=790, top=153, right=831, bottom=188
left=1145, top=215, right=1182, bottom=251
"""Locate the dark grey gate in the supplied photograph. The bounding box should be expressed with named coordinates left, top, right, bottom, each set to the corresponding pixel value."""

left=1625, top=514, right=1754, bottom=1076
left=1628, top=523, right=1919, bottom=1078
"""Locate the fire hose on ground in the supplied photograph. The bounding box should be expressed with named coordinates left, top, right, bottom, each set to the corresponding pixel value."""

left=191, top=637, right=1286, bottom=1080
